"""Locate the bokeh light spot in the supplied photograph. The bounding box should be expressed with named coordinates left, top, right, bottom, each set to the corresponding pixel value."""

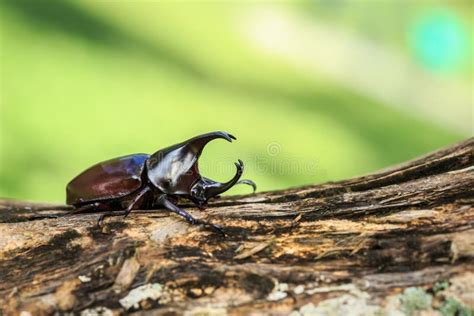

left=409, top=9, right=469, bottom=71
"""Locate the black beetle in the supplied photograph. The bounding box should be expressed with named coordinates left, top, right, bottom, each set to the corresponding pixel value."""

left=66, top=132, right=255, bottom=234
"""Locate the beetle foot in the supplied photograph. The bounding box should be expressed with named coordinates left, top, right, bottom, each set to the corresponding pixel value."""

left=97, top=215, right=106, bottom=227
left=97, top=210, right=128, bottom=227
left=197, top=203, right=207, bottom=211
left=193, top=218, right=226, bottom=236
left=208, top=223, right=227, bottom=237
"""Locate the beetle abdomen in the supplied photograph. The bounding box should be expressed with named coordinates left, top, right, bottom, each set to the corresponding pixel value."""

left=66, top=154, right=150, bottom=205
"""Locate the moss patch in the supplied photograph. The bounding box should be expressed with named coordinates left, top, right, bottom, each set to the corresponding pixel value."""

left=399, top=287, right=433, bottom=315
left=440, top=298, right=472, bottom=316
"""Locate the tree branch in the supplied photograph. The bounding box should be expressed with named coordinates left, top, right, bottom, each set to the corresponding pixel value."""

left=1, top=138, right=473, bottom=315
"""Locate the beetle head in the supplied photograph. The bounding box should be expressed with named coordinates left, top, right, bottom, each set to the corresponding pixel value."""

left=189, top=160, right=244, bottom=206
left=146, top=131, right=244, bottom=205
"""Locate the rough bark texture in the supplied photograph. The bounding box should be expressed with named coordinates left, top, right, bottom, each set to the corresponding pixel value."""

left=0, top=138, right=473, bottom=316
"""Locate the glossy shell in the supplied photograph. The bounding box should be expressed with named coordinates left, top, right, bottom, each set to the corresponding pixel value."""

left=66, top=154, right=150, bottom=205
left=146, top=143, right=200, bottom=195
left=146, top=131, right=235, bottom=195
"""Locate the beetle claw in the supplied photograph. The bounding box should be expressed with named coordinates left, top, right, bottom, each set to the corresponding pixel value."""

left=204, top=222, right=227, bottom=236
left=210, top=223, right=227, bottom=237
left=97, top=210, right=128, bottom=227
left=97, top=215, right=105, bottom=227
left=193, top=218, right=227, bottom=236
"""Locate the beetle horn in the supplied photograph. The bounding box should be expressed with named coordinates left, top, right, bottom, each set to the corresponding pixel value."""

left=186, top=131, right=236, bottom=157
left=204, top=159, right=244, bottom=198
left=237, top=179, right=257, bottom=193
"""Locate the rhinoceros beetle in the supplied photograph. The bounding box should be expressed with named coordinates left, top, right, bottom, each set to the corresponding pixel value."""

left=66, top=132, right=256, bottom=234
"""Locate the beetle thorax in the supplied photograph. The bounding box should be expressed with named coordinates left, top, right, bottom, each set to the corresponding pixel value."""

left=146, top=146, right=200, bottom=196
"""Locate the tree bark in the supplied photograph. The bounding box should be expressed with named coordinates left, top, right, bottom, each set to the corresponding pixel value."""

left=1, top=138, right=473, bottom=316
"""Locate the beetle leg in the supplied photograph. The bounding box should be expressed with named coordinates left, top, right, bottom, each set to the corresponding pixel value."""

left=156, top=195, right=226, bottom=236
left=68, top=202, right=102, bottom=215
left=123, top=186, right=151, bottom=218
left=98, top=211, right=128, bottom=226
left=68, top=202, right=120, bottom=226
left=97, top=186, right=151, bottom=225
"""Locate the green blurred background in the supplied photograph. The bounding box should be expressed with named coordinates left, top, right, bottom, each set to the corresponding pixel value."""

left=0, top=0, right=472, bottom=203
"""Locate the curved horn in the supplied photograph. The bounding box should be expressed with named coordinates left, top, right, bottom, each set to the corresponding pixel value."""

left=186, top=131, right=236, bottom=156
left=204, top=159, right=244, bottom=199
left=236, top=179, right=257, bottom=193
